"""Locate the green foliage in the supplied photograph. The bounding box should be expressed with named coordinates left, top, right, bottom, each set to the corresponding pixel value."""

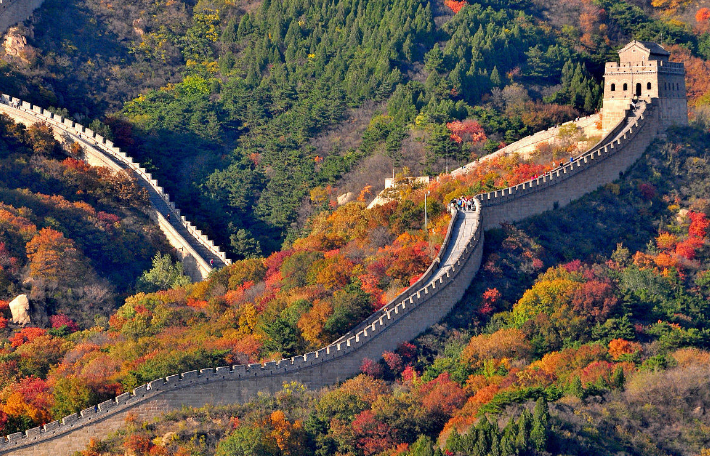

left=216, top=426, right=277, bottom=456
left=123, top=348, right=230, bottom=390
left=136, top=253, right=192, bottom=293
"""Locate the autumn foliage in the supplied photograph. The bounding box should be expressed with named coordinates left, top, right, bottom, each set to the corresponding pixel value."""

left=444, top=0, right=467, bottom=14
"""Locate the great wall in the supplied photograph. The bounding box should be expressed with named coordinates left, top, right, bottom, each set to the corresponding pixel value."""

left=0, top=0, right=44, bottom=37
left=0, top=40, right=687, bottom=454
left=0, top=96, right=232, bottom=280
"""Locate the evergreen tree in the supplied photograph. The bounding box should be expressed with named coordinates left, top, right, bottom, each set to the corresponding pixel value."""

left=490, top=66, right=502, bottom=87
left=568, top=376, right=585, bottom=398
left=515, top=410, right=532, bottom=451
left=611, top=365, right=626, bottom=390
left=531, top=398, right=550, bottom=451
left=410, top=435, right=435, bottom=456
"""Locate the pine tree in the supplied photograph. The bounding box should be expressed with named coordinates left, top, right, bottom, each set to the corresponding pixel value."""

left=410, top=435, right=435, bottom=456
left=568, top=376, right=585, bottom=398
left=611, top=365, right=626, bottom=390
left=531, top=398, right=550, bottom=451
left=515, top=410, right=532, bottom=451
left=446, top=428, right=464, bottom=454
left=490, top=66, right=502, bottom=87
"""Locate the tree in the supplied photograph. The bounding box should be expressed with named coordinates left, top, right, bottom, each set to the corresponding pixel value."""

left=136, top=253, right=191, bottom=292
left=530, top=398, right=549, bottom=451
left=26, top=123, right=57, bottom=155
left=409, top=435, right=435, bottom=456
left=25, top=228, right=87, bottom=284
left=230, top=229, right=262, bottom=260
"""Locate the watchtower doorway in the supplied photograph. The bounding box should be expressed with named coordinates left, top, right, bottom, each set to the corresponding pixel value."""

left=635, top=83, right=642, bottom=97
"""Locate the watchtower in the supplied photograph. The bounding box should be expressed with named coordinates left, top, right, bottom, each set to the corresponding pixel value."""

left=602, top=40, right=687, bottom=134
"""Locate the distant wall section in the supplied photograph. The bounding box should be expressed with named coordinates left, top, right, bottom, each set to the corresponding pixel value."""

left=0, top=0, right=44, bottom=36
left=480, top=100, right=659, bottom=230
left=450, top=114, right=602, bottom=178
left=0, top=96, right=232, bottom=279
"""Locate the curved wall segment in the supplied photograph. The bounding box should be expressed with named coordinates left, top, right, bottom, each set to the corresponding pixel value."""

left=0, top=95, right=231, bottom=280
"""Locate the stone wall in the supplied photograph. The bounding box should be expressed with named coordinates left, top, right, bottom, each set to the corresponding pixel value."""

left=0, top=201, right=486, bottom=456
left=0, top=96, right=232, bottom=279
left=0, top=97, right=663, bottom=455
left=480, top=100, right=659, bottom=230
left=0, top=0, right=44, bottom=36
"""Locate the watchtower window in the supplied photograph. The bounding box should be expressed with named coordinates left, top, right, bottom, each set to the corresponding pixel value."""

left=623, top=83, right=628, bottom=91
left=677, top=83, right=680, bottom=91
left=635, top=83, right=642, bottom=96
left=610, top=83, right=616, bottom=91
left=647, top=82, right=652, bottom=90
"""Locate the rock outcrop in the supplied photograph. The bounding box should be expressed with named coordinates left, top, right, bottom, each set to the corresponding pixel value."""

left=9, top=294, right=30, bottom=326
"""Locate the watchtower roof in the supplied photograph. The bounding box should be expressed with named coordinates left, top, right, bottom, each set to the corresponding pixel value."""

left=618, top=40, right=670, bottom=63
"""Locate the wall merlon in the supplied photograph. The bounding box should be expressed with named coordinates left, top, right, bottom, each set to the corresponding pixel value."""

left=116, top=392, right=131, bottom=404
left=80, top=407, right=96, bottom=418
left=98, top=400, right=115, bottom=412
left=43, top=421, right=59, bottom=432
left=61, top=414, right=78, bottom=426
left=7, top=432, right=23, bottom=442
left=0, top=94, right=663, bottom=456
left=132, top=385, right=148, bottom=398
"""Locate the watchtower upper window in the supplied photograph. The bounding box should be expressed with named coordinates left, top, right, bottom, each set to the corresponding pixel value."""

left=610, top=83, right=616, bottom=91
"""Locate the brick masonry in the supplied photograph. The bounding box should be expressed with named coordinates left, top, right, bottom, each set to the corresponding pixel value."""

left=0, top=96, right=664, bottom=456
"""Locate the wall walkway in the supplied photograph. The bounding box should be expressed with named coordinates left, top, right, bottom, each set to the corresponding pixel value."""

left=0, top=96, right=231, bottom=280
left=0, top=99, right=662, bottom=455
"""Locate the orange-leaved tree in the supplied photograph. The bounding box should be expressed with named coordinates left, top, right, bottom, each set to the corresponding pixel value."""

left=25, top=228, right=87, bottom=284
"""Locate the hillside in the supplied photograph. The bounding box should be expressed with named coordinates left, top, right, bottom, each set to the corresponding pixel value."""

left=0, top=0, right=710, bottom=453
left=3, top=0, right=709, bottom=260
left=0, top=115, right=174, bottom=326
left=0, top=0, right=616, bottom=257
left=48, top=118, right=710, bottom=456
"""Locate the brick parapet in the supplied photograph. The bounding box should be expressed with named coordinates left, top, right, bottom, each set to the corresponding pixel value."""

left=479, top=99, right=657, bottom=229
left=0, top=200, right=485, bottom=455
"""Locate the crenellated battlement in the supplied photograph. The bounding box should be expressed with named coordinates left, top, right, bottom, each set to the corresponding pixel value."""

left=0, top=197, right=485, bottom=456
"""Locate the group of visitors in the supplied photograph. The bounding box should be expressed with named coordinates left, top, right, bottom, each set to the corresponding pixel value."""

left=450, top=196, right=476, bottom=212
left=1, top=98, right=20, bottom=109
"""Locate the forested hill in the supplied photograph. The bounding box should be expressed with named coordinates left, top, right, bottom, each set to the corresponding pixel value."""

left=5, top=0, right=709, bottom=260
left=1, top=0, right=710, bottom=452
